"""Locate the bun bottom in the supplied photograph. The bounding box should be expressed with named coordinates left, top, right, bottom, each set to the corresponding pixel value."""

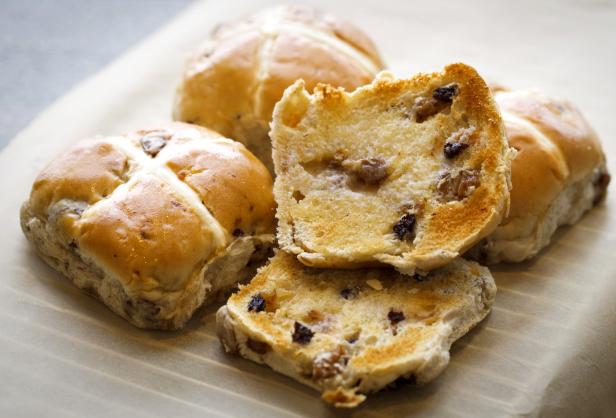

left=20, top=203, right=274, bottom=330
left=469, top=166, right=609, bottom=264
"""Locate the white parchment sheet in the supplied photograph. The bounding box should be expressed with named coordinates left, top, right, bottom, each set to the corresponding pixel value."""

left=1, top=1, right=615, bottom=417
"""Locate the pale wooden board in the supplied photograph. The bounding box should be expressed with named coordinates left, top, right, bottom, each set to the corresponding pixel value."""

left=1, top=0, right=615, bottom=416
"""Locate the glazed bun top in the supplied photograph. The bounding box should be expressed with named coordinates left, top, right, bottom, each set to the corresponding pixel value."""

left=495, top=89, right=606, bottom=222
left=173, top=5, right=385, bottom=170
left=27, top=122, right=274, bottom=292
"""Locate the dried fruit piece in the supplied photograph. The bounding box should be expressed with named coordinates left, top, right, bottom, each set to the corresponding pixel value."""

left=355, top=158, right=388, bottom=185
left=444, top=142, right=469, bottom=158
left=393, top=214, right=416, bottom=241
left=312, top=347, right=348, bottom=380
left=340, top=287, right=359, bottom=300
left=248, top=294, right=266, bottom=312
left=412, top=97, right=442, bottom=123
left=443, top=126, right=475, bottom=159
left=140, top=133, right=169, bottom=157
left=433, top=84, right=459, bottom=102
left=436, top=169, right=480, bottom=201
left=387, top=309, right=405, bottom=325
left=593, top=172, right=611, bottom=205
left=292, top=321, right=314, bottom=344
left=246, top=338, right=270, bottom=354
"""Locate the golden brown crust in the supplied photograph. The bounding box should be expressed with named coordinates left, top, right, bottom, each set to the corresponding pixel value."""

left=25, top=122, right=275, bottom=296
left=469, top=89, right=609, bottom=263
left=161, top=133, right=275, bottom=235
left=172, top=32, right=262, bottom=137
left=29, top=138, right=130, bottom=219
left=218, top=251, right=496, bottom=407
left=496, top=89, right=605, bottom=199
left=173, top=5, right=384, bottom=170
left=407, top=65, right=511, bottom=257
left=269, top=4, right=383, bottom=68
left=78, top=176, right=216, bottom=292
left=271, top=64, right=512, bottom=274
left=256, top=31, right=377, bottom=122
left=501, top=109, right=567, bottom=220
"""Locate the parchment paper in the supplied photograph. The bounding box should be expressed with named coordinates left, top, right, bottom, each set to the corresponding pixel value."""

left=1, top=1, right=615, bottom=417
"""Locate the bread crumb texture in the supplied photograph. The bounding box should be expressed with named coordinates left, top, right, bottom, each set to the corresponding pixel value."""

left=271, top=63, right=513, bottom=274
left=218, top=252, right=496, bottom=407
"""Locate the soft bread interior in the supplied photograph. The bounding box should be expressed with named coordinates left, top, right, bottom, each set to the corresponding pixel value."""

left=217, top=252, right=496, bottom=407
left=272, top=64, right=512, bottom=274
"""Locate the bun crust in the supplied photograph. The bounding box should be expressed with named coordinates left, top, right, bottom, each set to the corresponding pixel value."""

left=217, top=251, right=496, bottom=407
left=471, top=89, right=609, bottom=263
left=21, top=122, right=275, bottom=329
left=173, top=5, right=384, bottom=170
left=271, top=64, right=513, bottom=275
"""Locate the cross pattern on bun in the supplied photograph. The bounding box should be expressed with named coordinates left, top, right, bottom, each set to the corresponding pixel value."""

left=173, top=5, right=384, bottom=171
left=216, top=251, right=496, bottom=407
left=20, top=123, right=275, bottom=330
left=271, top=64, right=513, bottom=275
left=469, top=88, right=610, bottom=263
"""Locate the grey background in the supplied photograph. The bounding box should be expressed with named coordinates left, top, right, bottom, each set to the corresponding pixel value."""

left=0, top=0, right=193, bottom=150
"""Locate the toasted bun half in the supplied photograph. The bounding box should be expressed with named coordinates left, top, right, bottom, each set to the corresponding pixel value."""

left=271, top=64, right=513, bottom=275
left=217, top=251, right=496, bottom=407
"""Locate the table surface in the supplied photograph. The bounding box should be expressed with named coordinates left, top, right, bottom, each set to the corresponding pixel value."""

left=0, top=0, right=193, bottom=149
left=1, top=1, right=615, bottom=417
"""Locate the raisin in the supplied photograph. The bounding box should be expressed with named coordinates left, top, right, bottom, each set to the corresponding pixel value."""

left=412, top=97, right=441, bottom=123
left=443, top=142, right=469, bottom=159
left=593, top=172, right=611, bottom=205
left=433, top=84, right=459, bottom=102
left=312, top=348, right=347, bottom=380
left=388, top=309, right=405, bottom=325
left=247, top=294, right=266, bottom=312
left=393, top=214, right=416, bottom=241
left=436, top=169, right=480, bottom=201
left=340, top=287, right=359, bottom=300
left=292, top=190, right=305, bottom=202
left=140, top=133, right=168, bottom=157
left=48, top=200, right=87, bottom=226
left=68, top=240, right=78, bottom=250
left=355, top=158, right=388, bottom=185
left=596, top=172, right=611, bottom=189
left=292, top=321, right=314, bottom=344
left=305, top=310, right=323, bottom=322
left=443, top=127, right=475, bottom=159
left=246, top=338, right=270, bottom=354
left=232, top=228, right=244, bottom=237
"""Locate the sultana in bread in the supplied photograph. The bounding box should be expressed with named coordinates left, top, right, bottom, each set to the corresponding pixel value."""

left=216, top=251, right=496, bottom=407
left=271, top=63, right=514, bottom=275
